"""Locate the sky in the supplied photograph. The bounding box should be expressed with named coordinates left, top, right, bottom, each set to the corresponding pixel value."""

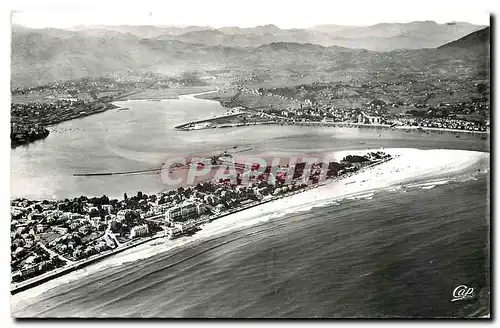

left=10, top=0, right=492, bottom=29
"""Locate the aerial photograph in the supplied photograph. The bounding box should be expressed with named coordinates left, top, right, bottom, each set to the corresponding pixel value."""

left=10, top=1, right=490, bottom=318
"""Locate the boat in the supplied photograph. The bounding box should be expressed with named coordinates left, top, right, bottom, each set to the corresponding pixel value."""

left=118, top=107, right=130, bottom=111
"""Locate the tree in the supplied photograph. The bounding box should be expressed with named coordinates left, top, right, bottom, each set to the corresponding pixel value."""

left=100, top=195, right=109, bottom=205
left=34, top=204, right=43, bottom=212
left=124, top=193, right=128, bottom=201
left=342, top=155, right=368, bottom=164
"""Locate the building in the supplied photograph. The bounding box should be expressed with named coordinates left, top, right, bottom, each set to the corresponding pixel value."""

left=166, top=206, right=182, bottom=222
left=91, top=217, right=102, bottom=228
left=358, top=112, right=381, bottom=125
left=70, top=213, right=85, bottom=220
left=101, top=204, right=114, bottom=214
left=84, top=206, right=99, bottom=215
left=36, top=224, right=47, bottom=233
left=78, top=225, right=90, bottom=235
left=165, top=201, right=204, bottom=222
left=51, top=226, right=68, bottom=234
left=116, top=209, right=138, bottom=222
left=130, top=225, right=149, bottom=239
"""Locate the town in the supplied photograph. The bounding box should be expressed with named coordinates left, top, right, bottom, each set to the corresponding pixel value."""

left=11, top=150, right=392, bottom=286
left=192, top=80, right=489, bottom=133
left=10, top=70, right=212, bottom=148
left=11, top=66, right=490, bottom=149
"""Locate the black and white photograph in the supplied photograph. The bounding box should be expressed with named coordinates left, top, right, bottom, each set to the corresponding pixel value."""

left=8, top=0, right=491, bottom=319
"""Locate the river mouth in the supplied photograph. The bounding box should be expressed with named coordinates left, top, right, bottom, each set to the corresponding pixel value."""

left=11, top=93, right=489, bottom=200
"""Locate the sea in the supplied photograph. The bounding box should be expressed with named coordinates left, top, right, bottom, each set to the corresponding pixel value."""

left=10, top=94, right=490, bottom=318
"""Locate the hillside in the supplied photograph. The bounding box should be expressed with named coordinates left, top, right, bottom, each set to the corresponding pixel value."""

left=28, top=21, right=486, bottom=51
left=438, top=27, right=490, bottom=49
left=11, top=24, right=490, bottom=87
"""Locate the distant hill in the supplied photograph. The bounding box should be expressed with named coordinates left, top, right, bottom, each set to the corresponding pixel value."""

left=438, top=27, right=490, bottom=49
left=11, top=24, right=490, bottom=87
left=308, top=21, right=486, bottom=50
left=68, top=25, right=211, bottom=38
left=201, top=21, right=485, bottom=50
left=40, top=21, right=487, bottom=51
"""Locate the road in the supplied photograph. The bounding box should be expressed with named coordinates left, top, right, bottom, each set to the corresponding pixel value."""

left=38, top=242, right=75, bottom=265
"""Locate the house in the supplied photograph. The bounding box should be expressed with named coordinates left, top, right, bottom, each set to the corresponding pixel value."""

left=85, top=206, right=99, bottom=215
left=51, top=226, right=68, bottom=234
left=11, top=270, right=22, bottom=282
left=130, top=225, right=149, bottom=238
left=25, top=255, right=39, bottom=265
left=91, top=217, right=102, bottom=228
left=358, top=112, right=381, bottom=125
left=36, top=224, right=47, bottom=233
left=101, top=204, right=114, bottom=214
left=116, top=209, right=137, bottom=222
left=78, top=225, right=90, bottom=235
left=70, top=213, right=85, bottom=220
left=165, top=201, right=204, bottom=222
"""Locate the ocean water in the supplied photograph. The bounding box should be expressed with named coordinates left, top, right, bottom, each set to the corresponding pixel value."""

left=12, top=174, right=489, bottom=318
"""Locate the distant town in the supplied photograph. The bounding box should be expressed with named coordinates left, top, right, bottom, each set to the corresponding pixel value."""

left=188, top=79, right=489, bottom=133
left=11, top=67, right=489, bottom=150
left=10, top=71, right=211, bottom=148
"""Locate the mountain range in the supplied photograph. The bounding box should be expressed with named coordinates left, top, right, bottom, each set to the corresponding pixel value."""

left=63, top=21, right=485, bottom=50
left=11, top=21, right=490, bottom=87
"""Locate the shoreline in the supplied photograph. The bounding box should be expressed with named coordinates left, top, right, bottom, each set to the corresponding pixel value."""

left=173, top=115, right=489, bottom=135
left=169, top=93, right=488, bottom=135
left=10, top=154, right=389, bottom=294
left=10, top=148, right=489, bottom=302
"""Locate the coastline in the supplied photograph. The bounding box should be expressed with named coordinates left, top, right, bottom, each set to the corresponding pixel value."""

left=174, top=117, right=489, bottom=135
left=10, top=147, right=489, bottom=305
left=10, top=153, right=386, bottom=294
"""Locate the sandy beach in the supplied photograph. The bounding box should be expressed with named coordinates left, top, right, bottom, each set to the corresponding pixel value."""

left=10, top=147, right=489, bottom=310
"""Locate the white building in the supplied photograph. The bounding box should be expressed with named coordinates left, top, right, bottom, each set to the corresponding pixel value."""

left=130, top=225, right=149, bottom=239
left=358, top=112, right=381, bottom=125
left=36, top=224, right=47, bottom=233
left=165, top=201, right=205, bottom=222
left=101, top=204, right=114, bottom=214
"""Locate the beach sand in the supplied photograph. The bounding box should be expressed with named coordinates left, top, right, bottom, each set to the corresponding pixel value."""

left=10, top=147, right=489, bottom=309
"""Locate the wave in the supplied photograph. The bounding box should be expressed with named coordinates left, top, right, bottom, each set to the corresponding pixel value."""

left=346, top=192, right=375, bottom=200
left=403, top=179, right=450, bottom=190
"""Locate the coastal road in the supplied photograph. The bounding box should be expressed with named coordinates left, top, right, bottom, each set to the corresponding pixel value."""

left=38, top=242, right=75, bottom=265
